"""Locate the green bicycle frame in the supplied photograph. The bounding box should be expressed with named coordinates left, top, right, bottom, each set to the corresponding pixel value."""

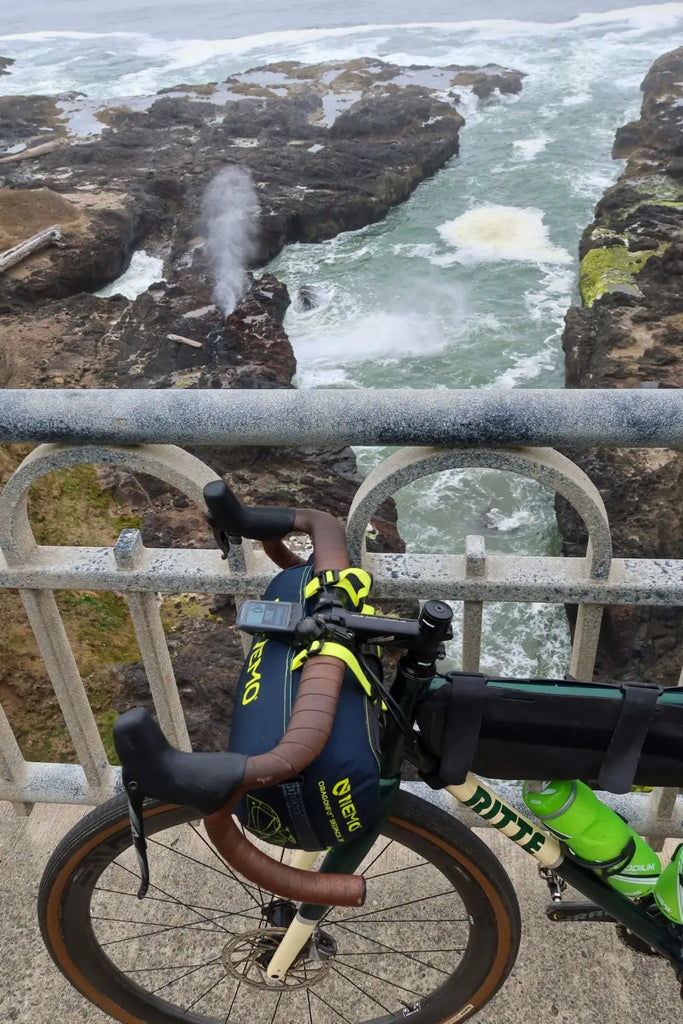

left=447, top=773, right=683, bottom=966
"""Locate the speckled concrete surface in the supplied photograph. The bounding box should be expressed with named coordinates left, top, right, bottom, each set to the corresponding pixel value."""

left=2, top=800, right=682, bottom=1024
left=0, top=387, right=681, bottom=448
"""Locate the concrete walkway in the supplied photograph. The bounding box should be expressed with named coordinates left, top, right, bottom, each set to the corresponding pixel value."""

left=1, top=800, right=682, bottom=1023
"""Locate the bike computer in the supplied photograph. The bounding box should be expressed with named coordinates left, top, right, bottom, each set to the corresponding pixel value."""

left=236, top=600, right=303, bottom=637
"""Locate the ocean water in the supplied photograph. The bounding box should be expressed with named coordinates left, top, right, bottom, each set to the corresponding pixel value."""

left=3, top=3, right=682, bottom=676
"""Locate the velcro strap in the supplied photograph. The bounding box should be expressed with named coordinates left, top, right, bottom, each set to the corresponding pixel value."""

left=304, top=568, right=373, bottom=608
left=438, top=673, right=488, bottom=786
left=292, top=640, right=376, bottom=701
left=598, top=682, right=662, bottom=793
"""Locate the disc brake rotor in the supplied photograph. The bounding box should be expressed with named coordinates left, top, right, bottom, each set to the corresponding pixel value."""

left=222, top=927, right=331, bottom=990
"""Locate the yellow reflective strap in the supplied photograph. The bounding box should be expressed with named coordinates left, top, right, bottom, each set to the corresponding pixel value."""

left=315, top=641, right=373, bottom=698
left=291, top=640, right=322, bottom=671
left=290, top=639, right=383, bottom=705
left=303, top=568, right=373, bottom=608
left=338, top=568, right=372, bottom=606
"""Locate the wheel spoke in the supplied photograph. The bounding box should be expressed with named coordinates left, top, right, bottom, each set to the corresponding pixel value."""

left=93, top=885, right=230, bottom=912
left=150, top=959, right=224, bottom=996
left=329, top=916, right=468, bottom=924
left=151, top=831, right=266, bottom=913
left=93, top=913, right=228, bottom=932
left=102, top=853, right=239, bottom=935
left=103, top=859, right=235, bottom=927
left=224, top=979, right=242, bottom=1023
left=337, top=919, right=456, bottom=973
left=328, top=960, right=393, bottom=1015
left=309, top=987, right=354, bottom=1023
left=94, top=884, right=265, bottom=923
left=335, top=947, right=465, bottom=956
left=127, top=960, right=223, bottom=974
left=357, top=837, right=393, bottom=876
left=100, top=922, right=230, bottom=947
left=184, top=969, right=230, bottom=1013
left=364, top=860, right=438, bottom=881
left=268, top=989, right=283, bottom=1024
left=333, top=887, right=458, bottom=923
left=333, top=957, right=425, bottom=999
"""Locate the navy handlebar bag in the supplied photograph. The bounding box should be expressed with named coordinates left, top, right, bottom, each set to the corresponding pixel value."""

left=228, top=565, right=382, bottom=850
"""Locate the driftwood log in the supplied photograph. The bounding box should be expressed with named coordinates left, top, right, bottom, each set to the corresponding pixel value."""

left=167, top=333, right=203, bottom=348
left=0, top=225, right=64, bottom=273
left=0, top=137, right=68, bottom=164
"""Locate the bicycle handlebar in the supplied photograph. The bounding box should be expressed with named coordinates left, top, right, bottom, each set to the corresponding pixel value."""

left=204, top=480, right=350, bottom=572
left=117, top=480, right=365, bottom=907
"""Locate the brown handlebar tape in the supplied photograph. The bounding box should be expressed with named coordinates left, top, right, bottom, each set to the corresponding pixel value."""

left=204, top=807, right=366, bottom=906
left=205, top=507, right=365, bottom=905
left=261, top=508, right=347, bottom=572
left=262, top=539, right=305, bottom=569
left=243, top=656, right=344, bottom=787
left=205, top=656, right=368, bottom=905
left=293, top=509, right=349, bottom=572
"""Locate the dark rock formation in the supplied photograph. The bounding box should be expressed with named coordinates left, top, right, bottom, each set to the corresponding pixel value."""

left=0, top=57, right=13, bottom=77
left=112, top=611, right=245, bottom=751
left=559, top=47, right=683, bottom=686
left=4, top=59, right=511, bottom=746
left=0, top=58, right=523, bottom=312
left=0, top=187, right=158, bottom=310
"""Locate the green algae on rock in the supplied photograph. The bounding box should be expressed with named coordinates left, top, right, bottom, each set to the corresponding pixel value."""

left=578, top=244, right=667, bottom=306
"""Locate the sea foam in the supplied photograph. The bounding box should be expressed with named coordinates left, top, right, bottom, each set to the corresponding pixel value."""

left=512, top=134, right=551, bottom=161
left=437, top=205, right=571, bottom=265
left=95, top=251, right=164, bottom=300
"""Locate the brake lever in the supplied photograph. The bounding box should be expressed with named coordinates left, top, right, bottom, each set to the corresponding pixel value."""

left=210, top=526, right=242, bottom=560
left=124, top=780, right=150, bottom=899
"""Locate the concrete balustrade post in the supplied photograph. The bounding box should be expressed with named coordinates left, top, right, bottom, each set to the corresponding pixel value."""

left=462, top=535, right=486, bottom=673
left=114, top=529, right=192, bottom=752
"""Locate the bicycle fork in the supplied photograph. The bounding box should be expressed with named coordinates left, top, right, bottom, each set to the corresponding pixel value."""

left=265, top=778, right=401, bottom=980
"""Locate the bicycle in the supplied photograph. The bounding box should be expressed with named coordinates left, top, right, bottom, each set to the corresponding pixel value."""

left=38, top=482, right=683, bottom=1024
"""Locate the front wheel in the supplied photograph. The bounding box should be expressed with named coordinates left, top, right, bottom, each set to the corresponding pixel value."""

left=39, top=790, right=520, bottom=1024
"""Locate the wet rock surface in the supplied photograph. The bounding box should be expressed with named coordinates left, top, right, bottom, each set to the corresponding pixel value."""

left=0, top=57, right=522, bottom=304
left=2, top=57, right=509, bottom=748
left=559, top=46, right=683, bottom=686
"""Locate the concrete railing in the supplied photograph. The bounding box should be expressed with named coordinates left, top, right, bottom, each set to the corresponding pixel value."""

left=0, top=388, right=682, bottom=842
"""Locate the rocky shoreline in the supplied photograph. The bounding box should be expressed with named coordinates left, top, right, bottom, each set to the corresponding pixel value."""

left=0, top=57, right=522, bottom=750
left=559, top=46, right=683, bottom=686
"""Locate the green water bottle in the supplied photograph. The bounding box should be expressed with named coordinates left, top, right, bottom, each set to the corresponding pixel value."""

left=522, top=779, right=661, bottom=897
left=654, top=844, right=683, bottom=923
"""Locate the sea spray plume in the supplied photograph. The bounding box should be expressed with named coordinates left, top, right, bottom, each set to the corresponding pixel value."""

left=201, top=166, right=260, bottom=315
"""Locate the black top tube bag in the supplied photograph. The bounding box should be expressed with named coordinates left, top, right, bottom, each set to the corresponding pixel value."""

left=416, top=671, right=683, bottom=794
left=228, top=564, right=382, bottom=850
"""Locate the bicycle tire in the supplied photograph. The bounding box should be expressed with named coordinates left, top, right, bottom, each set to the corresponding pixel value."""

left=38, top=789, right=520, bottom=1024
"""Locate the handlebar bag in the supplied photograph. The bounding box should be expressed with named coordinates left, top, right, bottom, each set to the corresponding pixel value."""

left=416, top=672, right=683, bottom=794
left=228, top=564, right=382, bottom=850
